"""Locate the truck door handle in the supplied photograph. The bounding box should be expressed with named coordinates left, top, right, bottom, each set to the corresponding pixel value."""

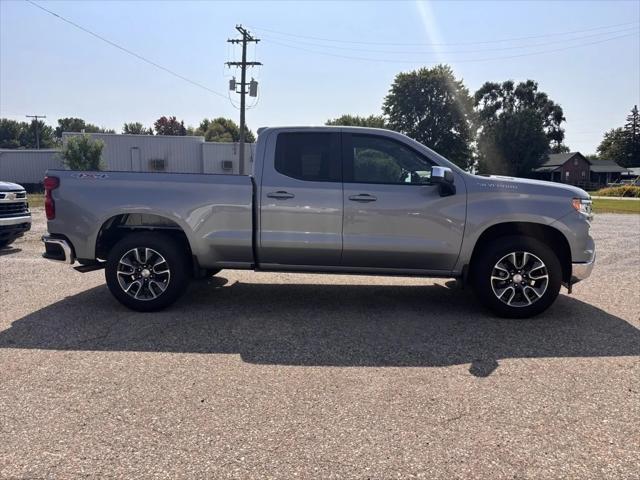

left=267, top=191, right=295, bottom=199
left=348, top=194, right=377, bottom=202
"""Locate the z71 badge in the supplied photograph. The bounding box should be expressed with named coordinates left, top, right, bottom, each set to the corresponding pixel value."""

left=73, top=173, right=109, bottom=179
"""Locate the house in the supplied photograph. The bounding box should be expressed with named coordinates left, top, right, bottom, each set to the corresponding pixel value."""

left=532, top=152, right=628, bottom=188
left=532, top=152, right=590, bottom=185
left=588, top=158, right=630, bottom=186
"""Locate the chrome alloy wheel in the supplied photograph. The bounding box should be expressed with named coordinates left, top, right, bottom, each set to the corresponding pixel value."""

left=490, top=251, right=549, bottom=308
left=116, top=247, right=171, bottom=301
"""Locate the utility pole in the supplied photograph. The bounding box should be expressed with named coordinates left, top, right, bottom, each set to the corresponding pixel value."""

left=26, top=115, right=46, bottom=149
left=226, top=25, right=261, bottom=175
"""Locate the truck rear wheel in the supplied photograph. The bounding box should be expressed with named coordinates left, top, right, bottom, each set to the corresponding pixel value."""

left=105, top=232, right=190, bottom=312
left=471, top=236, right=562, bottom=319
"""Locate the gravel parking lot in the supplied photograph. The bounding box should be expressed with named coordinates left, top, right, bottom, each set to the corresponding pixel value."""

left=1, top=209, right=639, bottom=479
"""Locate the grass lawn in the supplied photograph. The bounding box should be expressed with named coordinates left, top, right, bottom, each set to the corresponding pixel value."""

left=25, top=193, right=640, bottom=214
left=28, top=193, right=44, bottom=208
left=592, top=198, right=640, bottom=214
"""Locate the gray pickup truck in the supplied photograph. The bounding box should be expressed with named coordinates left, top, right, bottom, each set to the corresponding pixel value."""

left=42, top=127, right=595, bottom=317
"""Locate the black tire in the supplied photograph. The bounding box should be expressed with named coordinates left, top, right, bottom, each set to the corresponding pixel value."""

left=0, top=239, right=13, bottom=249
left=105, top=232, right=190, bottom=312
left=471, top=235, right=562, bottom=319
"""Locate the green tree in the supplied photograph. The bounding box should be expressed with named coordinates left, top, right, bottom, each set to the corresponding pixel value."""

left=154, top=116, right=187, bottom=136
left=598, top=128, right=626, bottom=162
left=123, top=122, right=153, bottom=135
left=59, top=135, right=105, bottom=170
left=55, top=117, right=114, bottom=138
left=624, top=105, right=640, bottom=167
left=474, top=80, right=566, bottom=176
left=0, top=118, right=25, bottom=149
left=476, top=110, right=549, bottom=177
left=325, top=114, right=387, bottom=128
left=195, top=117, right=255, bottom=143
left=1, top=118, right=56, bottom=149
left=598, top=106, right=640, bottom=168
left=550, top=143, right=571, bottom=154
left=20, top=119, right=56, bottom=149
left=382, top=65, right=475, bottom=170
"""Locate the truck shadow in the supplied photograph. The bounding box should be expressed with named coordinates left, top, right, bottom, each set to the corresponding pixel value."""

left=0, top=246, right=21, bottom=256
left=1, top=276, right=638, bottom=377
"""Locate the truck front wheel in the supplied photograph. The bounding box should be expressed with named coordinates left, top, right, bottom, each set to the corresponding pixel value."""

left=471, top=236, right=562, bottom=319
left=105, top=232, right=190, bottom=312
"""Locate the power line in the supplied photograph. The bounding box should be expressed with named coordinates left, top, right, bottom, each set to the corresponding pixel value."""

left=250, top=20, right=639, bottom=47
left=26, top=0, right=227, bottom=99
left=262, top=31, right=638, bottom=65
left=259, top=26, right=639, bottom=56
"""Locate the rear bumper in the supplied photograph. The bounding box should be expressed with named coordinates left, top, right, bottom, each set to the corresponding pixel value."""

left=42, top=235, right=75, bottom=264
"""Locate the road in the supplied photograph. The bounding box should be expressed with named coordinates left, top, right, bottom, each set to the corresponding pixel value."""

left=1, top=209, right=639, bottom=479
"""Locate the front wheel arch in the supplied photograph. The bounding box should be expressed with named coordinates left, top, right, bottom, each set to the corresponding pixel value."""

left=468, top=222, right=572, bottom=285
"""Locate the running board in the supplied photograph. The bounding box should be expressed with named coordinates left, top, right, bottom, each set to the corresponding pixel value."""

left=73, top=262, right=106, bottom=273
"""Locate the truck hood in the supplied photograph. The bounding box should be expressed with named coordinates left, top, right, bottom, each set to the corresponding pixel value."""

left=0, top=181, right=25, bottom=191
left=482, top=175, right=590, bottom=199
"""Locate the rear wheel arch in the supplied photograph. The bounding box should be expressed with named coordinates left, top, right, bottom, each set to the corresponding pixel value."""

left=468, top=222, right=572, bottom=284
left=95, top=213, right=195, bottom=267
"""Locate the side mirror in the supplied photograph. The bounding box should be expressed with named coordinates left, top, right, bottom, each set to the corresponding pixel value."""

left=430, top=166, right=456, bottom=196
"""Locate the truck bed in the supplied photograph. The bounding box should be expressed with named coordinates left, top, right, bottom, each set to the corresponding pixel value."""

left=46, top=170, right=255, bottom=268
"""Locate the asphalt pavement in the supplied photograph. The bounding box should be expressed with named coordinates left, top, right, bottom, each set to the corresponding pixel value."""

left=1, top=209, right=638, bottom=479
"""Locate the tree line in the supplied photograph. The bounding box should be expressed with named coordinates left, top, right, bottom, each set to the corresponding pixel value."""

left=0, top=116, right=255, bottom=149
left=2, top=64, right=638, bottom=174
left=326, top=65, right=640, bottom=173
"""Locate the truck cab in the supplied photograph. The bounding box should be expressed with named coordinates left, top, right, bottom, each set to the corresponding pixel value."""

left=256, top=128, right=466, bottom=273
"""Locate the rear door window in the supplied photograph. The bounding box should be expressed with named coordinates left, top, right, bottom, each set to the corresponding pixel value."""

left=274, top=132, right=341, bottom=182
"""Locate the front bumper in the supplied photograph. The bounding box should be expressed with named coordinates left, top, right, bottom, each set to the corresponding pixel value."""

left=0, top=214, right=32, bottom=226
left=571, top=252, right=595, bottom=284
left=0, top=215, right=31, bottom=240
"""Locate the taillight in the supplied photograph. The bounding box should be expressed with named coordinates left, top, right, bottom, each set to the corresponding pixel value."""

left=44, top=176, right=59, bottom=220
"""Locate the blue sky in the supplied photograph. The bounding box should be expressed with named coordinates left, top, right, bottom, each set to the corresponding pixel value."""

left=1, top=0, right=639, bottom=154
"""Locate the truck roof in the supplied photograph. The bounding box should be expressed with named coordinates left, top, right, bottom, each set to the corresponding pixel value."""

left=257, top=125, right=391, bottom=135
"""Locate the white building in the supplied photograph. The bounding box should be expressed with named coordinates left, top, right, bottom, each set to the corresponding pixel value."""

left=63, top=132, right=254, bottom=175
left=0, top=133, right=255, bottom=188
left=0, top=149, right=63, bottom=188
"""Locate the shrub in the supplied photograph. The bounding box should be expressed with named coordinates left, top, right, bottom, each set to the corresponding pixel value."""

left=594, top=185, right=640, bottom=198
left=60, top=134, right=105, bottom=171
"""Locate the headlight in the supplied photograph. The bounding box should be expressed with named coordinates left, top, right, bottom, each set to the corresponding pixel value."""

left=572, top=198, right=593, bottom=216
